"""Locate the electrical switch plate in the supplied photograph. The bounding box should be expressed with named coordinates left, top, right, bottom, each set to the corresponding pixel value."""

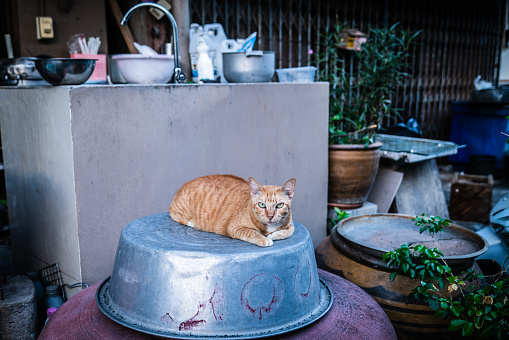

left=149, top=0, right=172, bottom=20
left=36, top=16, right=54, bottom=40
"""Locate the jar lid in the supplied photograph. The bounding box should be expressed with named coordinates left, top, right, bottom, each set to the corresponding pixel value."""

left=47, top=307, right=57, bottom=318
left=45, top=285, right=60, bottom=295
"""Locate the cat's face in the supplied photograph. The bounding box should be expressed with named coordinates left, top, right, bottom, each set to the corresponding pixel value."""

left=249, top=178, right=296, bottom=231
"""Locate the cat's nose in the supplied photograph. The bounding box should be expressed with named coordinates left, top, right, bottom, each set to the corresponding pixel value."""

left=268, top=215, right=274, bottom=221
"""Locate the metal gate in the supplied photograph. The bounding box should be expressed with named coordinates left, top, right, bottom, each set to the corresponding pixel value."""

left=190, top=0, right=505, bottom=140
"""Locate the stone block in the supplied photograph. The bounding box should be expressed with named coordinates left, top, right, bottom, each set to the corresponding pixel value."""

left=0, top=275, right=37, bottom=339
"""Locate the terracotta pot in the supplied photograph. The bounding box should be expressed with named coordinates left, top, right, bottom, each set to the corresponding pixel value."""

left=315, top=217, right=487, bottom=340
left=328, top=142, right=382, bottom=208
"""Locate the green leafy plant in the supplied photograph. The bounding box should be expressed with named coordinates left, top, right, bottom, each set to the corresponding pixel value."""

left=317, top=22, right=420, bottom=145
left=383, top=214, right=509, bottom=338
left=328, top=207, right=350, bottom=232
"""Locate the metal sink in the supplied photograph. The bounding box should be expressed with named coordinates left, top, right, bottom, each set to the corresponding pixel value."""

left=375, top=134, right=465, bottom=163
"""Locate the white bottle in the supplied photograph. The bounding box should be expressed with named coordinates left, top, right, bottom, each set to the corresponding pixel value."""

left=196, top=34, right=214, bottom=82
left=189, top=23, right=227, bottom=82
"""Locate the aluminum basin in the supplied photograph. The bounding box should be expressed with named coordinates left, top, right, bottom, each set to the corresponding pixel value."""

left=97, top=213, right=331, bottom=339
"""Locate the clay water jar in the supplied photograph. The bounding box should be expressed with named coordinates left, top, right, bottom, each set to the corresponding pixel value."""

left=328, top=142, right=382, bottom=209
left=315, top=214, right=488, bottom=339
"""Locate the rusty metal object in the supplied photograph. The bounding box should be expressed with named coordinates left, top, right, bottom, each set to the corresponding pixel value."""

left=97, top=213, right=331, bottom=339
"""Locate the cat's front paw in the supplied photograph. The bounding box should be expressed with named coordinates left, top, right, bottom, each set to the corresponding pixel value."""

left=268, top=230, right=292, bottom=241
left=256, top=237, right=274, bottom=247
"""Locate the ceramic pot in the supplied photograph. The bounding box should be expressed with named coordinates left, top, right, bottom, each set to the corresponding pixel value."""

left=328, top=142, right=382, bottom=208
left=315, top=214, right=488, bottom=340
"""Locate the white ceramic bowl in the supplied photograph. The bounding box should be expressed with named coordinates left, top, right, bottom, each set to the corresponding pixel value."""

left=111, top=54, right=174, bottom=84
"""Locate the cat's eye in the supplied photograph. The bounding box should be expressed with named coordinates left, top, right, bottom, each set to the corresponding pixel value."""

left=258, top=202, right=266, bottom=208
left=276, top=203, right=284, bottom=209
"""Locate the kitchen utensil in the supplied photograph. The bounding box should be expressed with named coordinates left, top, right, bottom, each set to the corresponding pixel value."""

left=111, top=54, right=174, bottom=84
left=34, top=58, right=96, bottom=85
left=276, top=66, right=317, bottom=83
left=222, top=51, right=275, bottom=83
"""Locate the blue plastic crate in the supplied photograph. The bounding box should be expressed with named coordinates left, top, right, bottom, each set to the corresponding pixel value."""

left=449, top=101, right=509, bottom=169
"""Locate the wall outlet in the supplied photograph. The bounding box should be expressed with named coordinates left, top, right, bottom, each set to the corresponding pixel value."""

left=36, top=16, right=54, bottom=40
left=149, top=0, right=172, bottom=20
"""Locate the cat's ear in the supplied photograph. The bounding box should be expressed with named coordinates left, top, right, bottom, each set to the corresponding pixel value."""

left=249, top=177, right=263, bottom=197
left=282, top=178, right=296, bottom=199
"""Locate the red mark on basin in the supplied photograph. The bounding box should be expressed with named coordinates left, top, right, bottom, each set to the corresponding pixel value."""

left=160, top=313, right=176, bottom=324
left=161, top=282, right=225, bottom=331
left=179, top=303, right=206, bottom=331
left=209, top=283, right=224, bottom=320
left=241, top=273, right=283, bottom=320
left=294, top=257, right=312, bottom=299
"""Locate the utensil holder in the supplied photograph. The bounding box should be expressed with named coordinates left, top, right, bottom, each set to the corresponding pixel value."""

left=71, top=53, right=106, bottom=83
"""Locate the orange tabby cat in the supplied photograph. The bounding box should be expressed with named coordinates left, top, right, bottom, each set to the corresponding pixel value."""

left=169, top=175, right=296, bottom=247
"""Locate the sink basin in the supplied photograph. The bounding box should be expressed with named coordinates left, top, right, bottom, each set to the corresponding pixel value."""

left=111, top=54, right=174, bottom=84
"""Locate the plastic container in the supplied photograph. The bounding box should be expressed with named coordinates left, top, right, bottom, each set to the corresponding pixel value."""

left=276, top=66, right=317, bottom=83
left=196, top=34, right=214, bottom=81
left=189, top=23, right=227, bottom=82
left=70, top=53, right=106, bottom=83
left=44, top=285, right=64, bottom=310
left=44, top=307, right=57, bottom=325
left=469, top=154, right=498, bottom=175
left=449, top=101, right=509, bottom=169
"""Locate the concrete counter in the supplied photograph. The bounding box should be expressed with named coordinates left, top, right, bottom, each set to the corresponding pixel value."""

left=0, top=83, right=329, bottom=297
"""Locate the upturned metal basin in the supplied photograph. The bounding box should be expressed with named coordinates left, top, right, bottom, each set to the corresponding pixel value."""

left=97, top=213, right=332, bottom=339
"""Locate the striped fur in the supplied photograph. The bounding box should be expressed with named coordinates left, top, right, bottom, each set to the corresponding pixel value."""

left=169, top=174, right=296, bottom=247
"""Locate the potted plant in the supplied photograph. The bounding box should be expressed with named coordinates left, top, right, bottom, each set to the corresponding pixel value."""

left=318, top=23, right=419, bottom=208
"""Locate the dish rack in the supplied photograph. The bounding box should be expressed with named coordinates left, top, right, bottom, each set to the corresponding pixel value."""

left=40, top=263, right=88, bottom=301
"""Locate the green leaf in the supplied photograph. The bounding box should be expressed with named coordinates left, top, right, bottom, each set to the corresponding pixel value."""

left=389, top=271, right=398, bottom=282
left=450, top=305, right=461, bottom=317
left=462, top=322, right=475, bottom=337
left=449, top=319, right=469, bottom=331
left=428, top=299, right=440, bottom=311
left=479, top=325, right=495, bottom=339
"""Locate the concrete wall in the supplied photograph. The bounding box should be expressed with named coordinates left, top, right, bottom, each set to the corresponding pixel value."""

left=0, top=83, right=329, bottom=295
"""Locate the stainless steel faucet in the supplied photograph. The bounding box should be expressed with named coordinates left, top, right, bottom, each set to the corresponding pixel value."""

left=121, top=3, right=186, bottom=83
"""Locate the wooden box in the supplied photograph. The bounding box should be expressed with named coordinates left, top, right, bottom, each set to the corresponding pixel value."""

left=449, top=173, right=493, bottom=223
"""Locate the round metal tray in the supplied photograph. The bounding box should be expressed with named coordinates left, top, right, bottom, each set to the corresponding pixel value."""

left=336, top=214, right=488, bottom=266
left=96, top=276, right=332, bottom=339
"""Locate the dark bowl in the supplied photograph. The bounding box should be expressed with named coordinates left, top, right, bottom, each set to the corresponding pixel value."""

left=34, top=58, right=96, bottom=85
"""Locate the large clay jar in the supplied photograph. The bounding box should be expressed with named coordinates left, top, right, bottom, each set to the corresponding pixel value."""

left=315, top=214, right=488, bottom=340
left=328, top=142, right=382, bottom=209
